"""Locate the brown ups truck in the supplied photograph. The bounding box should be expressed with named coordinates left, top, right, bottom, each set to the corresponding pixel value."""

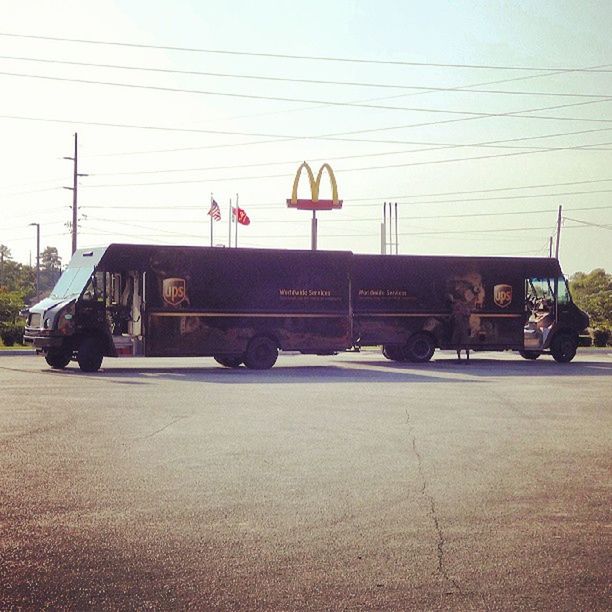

left=24, top=244, right=590, bottom=371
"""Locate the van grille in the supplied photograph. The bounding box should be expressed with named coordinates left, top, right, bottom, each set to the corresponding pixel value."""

left=29, top=313, right=41, bottom=328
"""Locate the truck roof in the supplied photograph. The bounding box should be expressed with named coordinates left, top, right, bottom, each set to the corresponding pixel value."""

left=70, top=243, right=563, bottom=278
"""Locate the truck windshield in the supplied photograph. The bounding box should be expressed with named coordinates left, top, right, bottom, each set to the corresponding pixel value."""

left=49, top=267, right=95, bottom=299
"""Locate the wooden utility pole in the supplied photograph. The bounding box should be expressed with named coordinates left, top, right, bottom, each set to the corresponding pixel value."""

left=63, top=133, right=87, bottom=254
left=555, top=205, right=562, bottom=259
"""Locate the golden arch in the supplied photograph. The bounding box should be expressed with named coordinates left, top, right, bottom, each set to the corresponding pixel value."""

left=290, top=162, right=340, bottom=205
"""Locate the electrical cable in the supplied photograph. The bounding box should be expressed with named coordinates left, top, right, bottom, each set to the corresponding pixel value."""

left=1, top=32, right=610, bottom=72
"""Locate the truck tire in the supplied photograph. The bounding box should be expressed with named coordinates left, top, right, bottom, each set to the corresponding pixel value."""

left=382, top=345, right=407, bottom=362
left=244, top=336, right=278, bottom=370
left=214, top=355, right=243, bottom=368
left=77, top=337, right=104, bottom=372
left=404, top=332, right=435, bottom=363
left=45, top=350, right=72, bottom=369
left=519, top=350, right=540, bottom=360
left=550, top=333, right=577, bottom=363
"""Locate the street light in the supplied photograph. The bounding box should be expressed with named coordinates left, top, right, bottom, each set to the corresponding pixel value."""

left=29, top=223, right=40, bottom=302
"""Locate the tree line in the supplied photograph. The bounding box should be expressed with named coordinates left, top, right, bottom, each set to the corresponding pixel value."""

left=0, top=243, right=62, bottom=344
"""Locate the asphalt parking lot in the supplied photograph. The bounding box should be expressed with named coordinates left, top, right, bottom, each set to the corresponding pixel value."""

left=0, top=349, right=610, bottom=610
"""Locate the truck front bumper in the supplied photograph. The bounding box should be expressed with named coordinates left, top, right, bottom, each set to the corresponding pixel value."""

left=23, top=331, right=65, bottom=350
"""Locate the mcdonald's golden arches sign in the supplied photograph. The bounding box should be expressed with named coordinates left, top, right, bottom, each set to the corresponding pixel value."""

left=286, top=162, right=343, bottom=211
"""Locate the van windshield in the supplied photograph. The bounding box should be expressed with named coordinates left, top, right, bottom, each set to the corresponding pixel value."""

left=50, top=266, right=95, bottom=299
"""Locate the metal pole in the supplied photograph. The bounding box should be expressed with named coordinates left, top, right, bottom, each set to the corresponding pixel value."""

left=311, top=210, right=317, bottom=250
left=228, top=197, right=232, bottom=247
left=29, top=223, right=40, bottom=301
left=549, top=236, right=553, bottom=257
left=72, top=133, right=78, bottom=254
left=210, top=194, right=214, bottom=247
left=382, top=202, right=387, bottom=255
left=235, top=193, right=239, bottom=248
left=555, top=205, right=562, bottom=259
left=388, top=202, right=393, bottom=253
left=394, top=202, right=398, bottom=255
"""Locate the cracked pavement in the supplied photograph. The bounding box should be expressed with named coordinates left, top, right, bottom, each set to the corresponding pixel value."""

left=0, top=351, right=610, bottom=610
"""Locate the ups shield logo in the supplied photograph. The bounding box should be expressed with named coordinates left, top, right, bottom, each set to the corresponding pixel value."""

left=162, top=277, right=187, bottom=307
left=494, top=284, right=513, bottom=308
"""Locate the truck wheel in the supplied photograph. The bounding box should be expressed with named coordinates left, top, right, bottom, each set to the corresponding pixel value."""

left=404, top=333, right=435, bottom=363
left=45, top=350, right=72, bottom=369
left=382, top=345, right=407, bottom=362
left=550, top=333, right=577, bottom=363
left=244, top=337, right=278, bottom=370
left=77, top=337, right=104, bottom=372
left=519, top=350, right=540, bottom=360
left=214, top=355, right=243, bottom=368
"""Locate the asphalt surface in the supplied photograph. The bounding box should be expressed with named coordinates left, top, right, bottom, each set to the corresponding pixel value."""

left=0, top=350, right=610, bottom=610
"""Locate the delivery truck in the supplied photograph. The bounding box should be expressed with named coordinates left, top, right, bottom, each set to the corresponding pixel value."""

left=23, top=244, right=591, bottom=371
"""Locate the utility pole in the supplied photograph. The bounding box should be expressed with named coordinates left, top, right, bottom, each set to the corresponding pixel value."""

left=555, top=205, right=562, bottom=259
left=29, top=223, right=40, bottom=301
left=63, top=132, right=87, bottom=254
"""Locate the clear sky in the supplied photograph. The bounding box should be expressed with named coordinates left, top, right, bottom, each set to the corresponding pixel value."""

left=1, top=0, right=611, bottom=275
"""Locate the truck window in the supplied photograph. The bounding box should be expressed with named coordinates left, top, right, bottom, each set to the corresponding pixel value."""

left=50, top=266, right=96, bottom=300
left=82, top=270, right=105, bottom=302
left=528, top=277, right=554, bottom=311
left=557, top=277, right=571, bottom=306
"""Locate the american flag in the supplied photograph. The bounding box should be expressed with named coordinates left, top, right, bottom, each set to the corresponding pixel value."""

left=207, top=199, right=221, bottom=221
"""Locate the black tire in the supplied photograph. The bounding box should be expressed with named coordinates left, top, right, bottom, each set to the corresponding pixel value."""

left=45, top=350, right=72, bottom=369
left=77, top=337, right=104, bottom=372
left=214, top=355, right=243, bottom=368
left=404, top=333, right=436, bottom=363
left=244, top=336, right=278, bottom=370
left=550, top=333, right=577, bottom=363
left=382, top=344, right=407, bottom=362
left=519, top=350, right=541, bottom=360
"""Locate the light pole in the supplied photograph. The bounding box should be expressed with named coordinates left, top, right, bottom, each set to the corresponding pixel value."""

left=29, top=223, right=40, bottom=302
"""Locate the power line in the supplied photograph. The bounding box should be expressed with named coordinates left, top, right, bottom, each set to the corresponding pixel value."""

left=348, top=178, right=612, bottom=202
left=82, top=146, right=612, bottom=189
left=1, top=54, right=609, bottom=99
left=84, top=204, right=612, bottom=226
left=2, top=32, right=611, bottom=72
left=89, top=138, right=612, bottom=178
left=562, top=216, right=612, bottom=230
left=3, top=70, right=611, bottom=117
left=79, top=189, right=612, bottom=212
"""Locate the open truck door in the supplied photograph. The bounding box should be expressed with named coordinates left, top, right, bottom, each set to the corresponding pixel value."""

left=523, top=273, right=590, bottom=362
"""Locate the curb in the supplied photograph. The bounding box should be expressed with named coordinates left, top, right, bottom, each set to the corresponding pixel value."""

left=0, top=350, right=36, bottom=356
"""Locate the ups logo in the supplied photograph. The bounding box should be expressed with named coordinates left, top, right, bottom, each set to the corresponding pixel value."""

left=494, top=284, right=513, bottom=308
left=162, top=277, right=187, bottom=307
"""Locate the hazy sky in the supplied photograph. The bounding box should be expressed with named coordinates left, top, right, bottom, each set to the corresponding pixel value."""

left=1, top=0, right=611, bottom=274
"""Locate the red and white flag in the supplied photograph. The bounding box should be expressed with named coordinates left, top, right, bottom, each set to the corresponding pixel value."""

left=207, top=199, right=221, bottom=221
left=232, top=206, right=250, bottom=225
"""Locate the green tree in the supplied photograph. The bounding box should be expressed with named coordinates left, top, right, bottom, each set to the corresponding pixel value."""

left=0, top=289, right=26, bottom=325
left=40, top=246, right=62, bottom=294
left=570, top=268, right=612, bottom=329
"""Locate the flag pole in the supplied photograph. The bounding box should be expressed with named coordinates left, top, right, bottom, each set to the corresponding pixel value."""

left=210, top=193, right=214, bottom=247
left=235, top=193, right=239, bottom=248
left=228, top=197, right=232, bottom=248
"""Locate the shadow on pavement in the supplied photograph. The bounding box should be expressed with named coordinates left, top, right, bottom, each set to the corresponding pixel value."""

left=36, top=355, right=612, bottom=384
